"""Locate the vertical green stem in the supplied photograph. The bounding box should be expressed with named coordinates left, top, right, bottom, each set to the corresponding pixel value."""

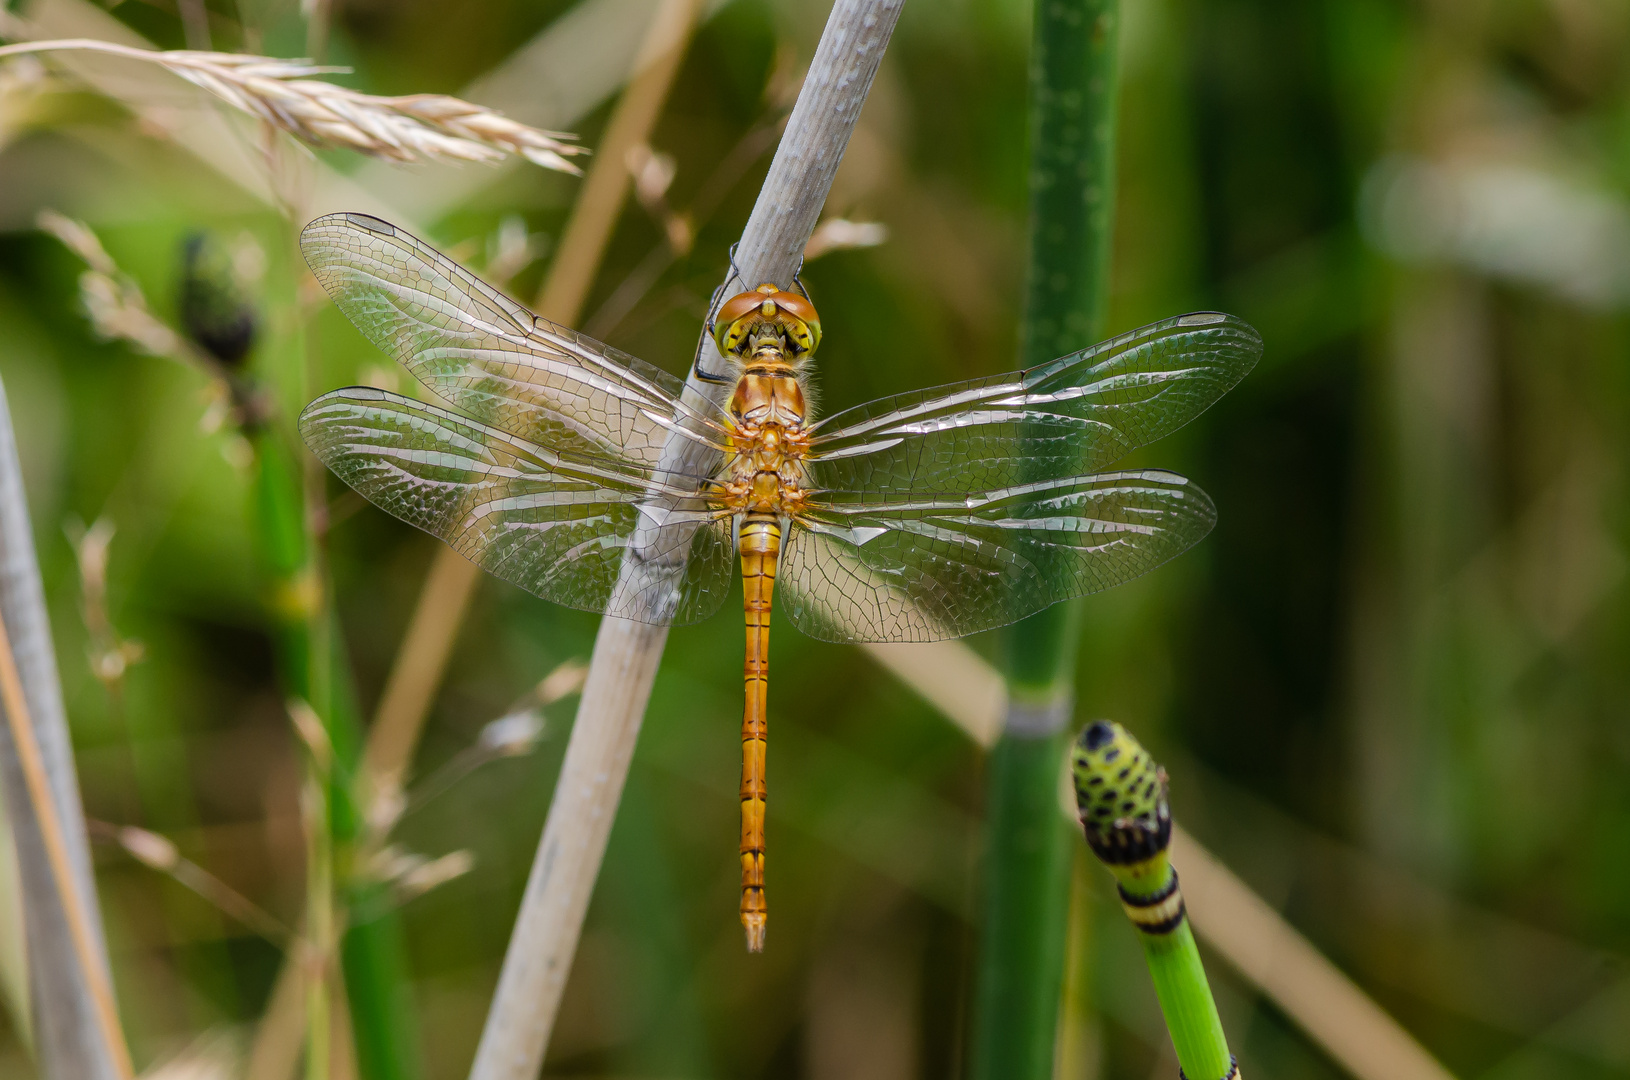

left=253, top=425, right=421, bottom=1080
left=1141, top=921, right=1232, bottom=1077
left=972, top=1, right=1121, bottom=1078
left=972, top=724, right=1075, bottom=1080
left=1054, top=849, right=1100, bottom=1078
left=303, top=759, right=333, bottom=1080
left=265, top=228, right=421, bottom=1080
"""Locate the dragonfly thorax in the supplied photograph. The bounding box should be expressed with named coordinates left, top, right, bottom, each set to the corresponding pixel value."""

left=745, top=471, right=782, bottom=512
left=730, top=368, right=807, bottom=430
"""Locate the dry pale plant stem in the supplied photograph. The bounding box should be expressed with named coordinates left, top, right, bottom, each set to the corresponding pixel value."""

left=360, top=550, right=480, bottom=807
left=1173, top=833, right=1456, bottom=1080
left=360, top=0, right=705, bottom=819
left=0, top=611, right=133, bottom=1079
left=0, top=376, right=127, bottom=1079
left=95, top=821, right=292, bottom=942
left=467, top=3, right=905, bottom=1078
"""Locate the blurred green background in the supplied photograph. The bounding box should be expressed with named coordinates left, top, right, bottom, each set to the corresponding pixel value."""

left=3, top=0, right=1630, bottom=1077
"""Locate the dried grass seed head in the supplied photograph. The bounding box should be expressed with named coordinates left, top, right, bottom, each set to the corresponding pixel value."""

left=0, top=39, right=586, bottom=172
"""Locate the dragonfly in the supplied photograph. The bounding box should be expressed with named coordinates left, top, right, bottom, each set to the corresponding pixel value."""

left=297, top=212, right=1261, bottom=952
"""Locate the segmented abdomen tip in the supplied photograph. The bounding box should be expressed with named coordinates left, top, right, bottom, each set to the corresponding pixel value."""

left=743, top=914, right=767, bottom=953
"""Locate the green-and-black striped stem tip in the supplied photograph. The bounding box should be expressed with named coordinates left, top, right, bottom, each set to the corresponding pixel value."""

left=1072, top=721, right=1239, bottom=1080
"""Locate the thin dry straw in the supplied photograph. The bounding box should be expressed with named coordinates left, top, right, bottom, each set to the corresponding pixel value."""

left=0, top=38, right=585, bottom=171
left=534, top=0, right=701, bottom=319
left=0, top=610, right=134, bottom=1079
left=93, top=821, right=293, bottom=944
left=466, top=3, right=904, bottom=1077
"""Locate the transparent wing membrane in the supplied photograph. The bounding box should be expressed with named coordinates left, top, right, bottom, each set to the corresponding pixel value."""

left=804, top=312, right=1260, bottom=494
left=300, top=388, right=733, bottom=625
left=780, top=471, right=1216, bottom=643
left=301, top=213, right=730, bottom=472
left=776, top=312, right=1253, bottom=641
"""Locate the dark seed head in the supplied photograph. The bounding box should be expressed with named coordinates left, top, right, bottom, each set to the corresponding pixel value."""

left=179, top=231, right=258, bottom=368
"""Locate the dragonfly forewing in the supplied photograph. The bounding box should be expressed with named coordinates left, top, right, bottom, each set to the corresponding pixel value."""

left=300, top=387, right=735, bottom=626
left=301, top=213, right=731, bottom=477
left=779, top=470, right=1216, bottom=643
left=803, top=312, right=1260, bottom=493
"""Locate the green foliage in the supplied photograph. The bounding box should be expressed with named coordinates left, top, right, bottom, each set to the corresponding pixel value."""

left=2, top=0, right=1630, bottom=1077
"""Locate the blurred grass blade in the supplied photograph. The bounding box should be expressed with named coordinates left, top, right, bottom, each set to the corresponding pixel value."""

left=972, top=0, right=1121, bottom=1077
left=103, top=822, right=292, bottom=943
left=248, top=958, right=311, bottom=1080
left=0, top=797, right=27, bottom=1051
left=1174, top=833, right=1458, bottom=1080
left=0, top=375, right=132, bottom=1078
left=535, top=0, right=700, bottom=318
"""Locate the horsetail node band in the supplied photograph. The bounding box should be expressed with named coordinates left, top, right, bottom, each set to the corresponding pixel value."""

left=1118, top=871, right=1187, bottom=936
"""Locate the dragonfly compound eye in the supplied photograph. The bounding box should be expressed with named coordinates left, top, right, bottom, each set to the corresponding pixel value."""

left=774, top=290, right=821, bottom=355
left=711, top=284, right=823, bottom=358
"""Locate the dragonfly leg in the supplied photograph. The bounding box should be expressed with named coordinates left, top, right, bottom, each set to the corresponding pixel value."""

left=693, top=351, right=735, bottom=384
left=739, top=512, right=779, bottom=952
left=692, top=303, right=736, bottom=386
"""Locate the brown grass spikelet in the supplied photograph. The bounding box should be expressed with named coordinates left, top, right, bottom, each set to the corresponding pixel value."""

left=0, top=38, right=585, bottom=171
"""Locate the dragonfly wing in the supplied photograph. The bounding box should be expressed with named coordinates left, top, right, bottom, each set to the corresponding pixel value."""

left=778, top=471, right=1215, bottom=643
left=805, top=312, right=1259, bottom=491
left=301, top=213, right=727, bottom=476
left=300, top=387, right=734, bottom=626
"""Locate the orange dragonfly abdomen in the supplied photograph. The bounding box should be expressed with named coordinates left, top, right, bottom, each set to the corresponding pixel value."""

left=738, top=512, right=779, bottom=952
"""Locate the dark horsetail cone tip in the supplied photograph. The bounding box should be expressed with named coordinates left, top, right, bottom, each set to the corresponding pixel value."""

left=1072, top=719, right=1172, bottom=865
left=1072, top=721, right=1241, bottom=1080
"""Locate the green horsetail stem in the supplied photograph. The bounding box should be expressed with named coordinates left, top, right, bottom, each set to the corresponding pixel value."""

left=970, top=0, right=1121, bottom=1075
left=1073, top=721, right=1238, bottom=1080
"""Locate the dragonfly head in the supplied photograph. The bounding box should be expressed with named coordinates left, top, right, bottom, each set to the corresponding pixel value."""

left=712, top=283, right=822, bottom=361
